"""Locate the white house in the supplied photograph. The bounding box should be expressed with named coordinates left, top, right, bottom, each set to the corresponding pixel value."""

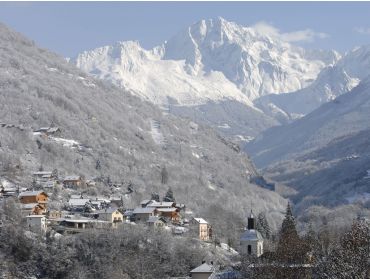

left=26, top=215, right=47, bottom=232
left=240, top=211, right=264, bottom=257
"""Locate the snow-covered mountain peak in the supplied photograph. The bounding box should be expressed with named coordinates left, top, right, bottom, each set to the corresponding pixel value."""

left=74, top=17, right=339, bottom=107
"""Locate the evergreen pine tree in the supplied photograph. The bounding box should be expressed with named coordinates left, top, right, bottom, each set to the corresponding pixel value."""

left=161, top=166, right=168, bottom=185
left=276, top=203, right=306, bottom=264
left=163, top=187, right=175, bottom=202
left=151, top=192, right=160, bottom=202
left=256, top=212, right=271, bottom=239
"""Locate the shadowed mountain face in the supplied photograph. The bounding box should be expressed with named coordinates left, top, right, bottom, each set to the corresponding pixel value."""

left=247, top=77, right=370, bottom=168
left=0, top=22, right=287, bottom=231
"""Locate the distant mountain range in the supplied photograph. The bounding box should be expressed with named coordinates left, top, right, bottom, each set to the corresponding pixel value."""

left=73, top=17, right=339, bottom=141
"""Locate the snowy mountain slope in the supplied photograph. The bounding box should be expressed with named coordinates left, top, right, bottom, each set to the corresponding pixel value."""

left=246, top=76, right=370, bottom=168
left=255, top=45, right=370, bottom=117
left=75, top=41, right=255, bottom=107
left=73, top=17, right=339, bottom=140
left=75, top=18, right=338, bottom=104
left=0, top=22, right=288, bottom=231
left=162, top=17, right=339, bottom=100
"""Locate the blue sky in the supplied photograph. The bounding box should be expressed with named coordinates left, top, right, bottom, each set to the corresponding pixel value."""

left=1, top=2, right=370, bottom=57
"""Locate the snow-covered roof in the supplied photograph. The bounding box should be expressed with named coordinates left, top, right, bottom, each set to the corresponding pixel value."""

left=70, top=194, right=83, bottom=199
left=19, top=191, right=47, bottom=197
left=147, top=201, right=175, bottom=208
left=64, top=175, right=81, bottom=181
left=140, top=199, right=151, bottom=205
left=26, top=215, right=45, bottom=218
left=193, top=217, right=208, bottom=224
left=33, top=171, right=52, bottom=176
left=133, top=207, right=156, bottom=214
left=240, top=229, right=263, bottom=241
left=190, top=263, right=214, bottom=273
left=21, top=203, right=39, bottom=209
left=68, top=198, right=90, bottom=206
left=96, top=208, right=120, bottom=214
left=156, top=207, right=178, bottom=213
left=147, top=216, right=166, bottom=223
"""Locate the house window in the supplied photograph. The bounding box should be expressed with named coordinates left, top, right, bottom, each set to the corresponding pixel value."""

left=248, top=245, right=252, bottom=255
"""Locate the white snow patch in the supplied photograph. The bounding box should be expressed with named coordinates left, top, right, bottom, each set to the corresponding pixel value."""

left=208, top=181, right=216, bottom=191
left=235, top=135, right=255, bottom=143
left=218, top=123, right=231, bottom=129
left=49, top=137, right=80, bottom=149
left=192, top=152, right=200, bottom=159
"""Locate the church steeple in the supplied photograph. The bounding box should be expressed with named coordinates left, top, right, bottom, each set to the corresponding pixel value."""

left=247, top=210, right=255, bottom=230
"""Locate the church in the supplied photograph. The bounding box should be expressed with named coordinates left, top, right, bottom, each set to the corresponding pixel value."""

left=240, top=211, right=264, bottom=257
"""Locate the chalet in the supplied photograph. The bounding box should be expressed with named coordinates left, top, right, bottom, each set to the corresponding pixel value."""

left=19, top=191, right=48, bottom=206
left=63, top=175, right=84, bottom=188
left=190, top=262, right=215, bottom=279
left=156, top=207, right=180, bottom=222
left=33, top=171, right=53, bottom=180
left=21, top=203, right=46, bottom=215
left=55, top=218, right=109, bottom=233
left=132, top=207, right=157, bottom=222
left=190, top=218, right=212, bottom=241
left=68, top=198, right=91, bottom=211
left=47, top=210, right=63, bottom=220
left=90, top=197, right=111, bottom=210
left=147, top=216, right=167, bottom=228
left=97, top=208, right=123, bottom=223
left=25, top=215, right=47, bottom=232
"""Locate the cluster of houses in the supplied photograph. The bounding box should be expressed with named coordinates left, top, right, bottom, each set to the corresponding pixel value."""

left=3, top=182, right=214, bottom=244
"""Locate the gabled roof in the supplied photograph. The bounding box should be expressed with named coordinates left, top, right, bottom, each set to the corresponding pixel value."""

left=19, top=191, right=47, bottom=197
left=193, top=217, right=208, bottom=224
left=68, top=198, right=90, bottom=206
left=190, top=263, right=214, bottom=273
left=133, top=207, right=156, bottom=214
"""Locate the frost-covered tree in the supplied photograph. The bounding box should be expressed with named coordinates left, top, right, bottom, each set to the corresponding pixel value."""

left=256, top=212, right=271, bottom=239
left=315, top=218, right=370, bottom=278
left=276, top=203, right=307, bottom=264
left=163, top=187, right=175, bottom=202
left=151, top=192, right=160, bottom=202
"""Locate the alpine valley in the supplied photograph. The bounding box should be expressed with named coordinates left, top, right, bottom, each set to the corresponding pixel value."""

left=73, top=17, right=370, bottom=228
